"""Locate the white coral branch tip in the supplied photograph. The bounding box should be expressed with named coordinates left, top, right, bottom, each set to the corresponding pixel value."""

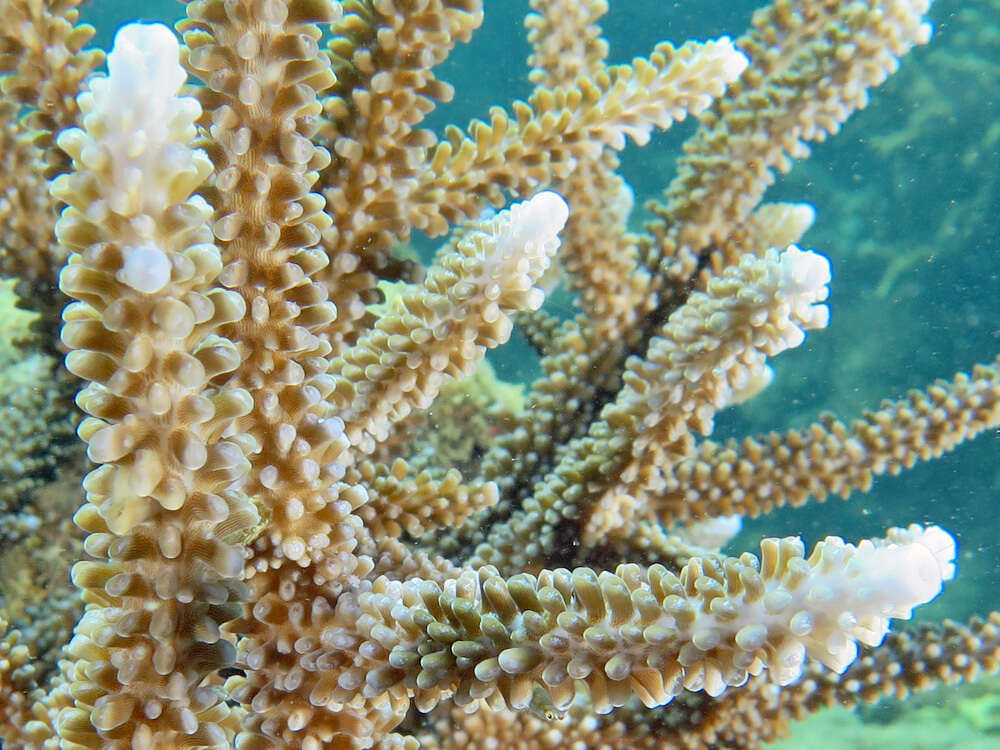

left=778, top=245, right=831, bottom=332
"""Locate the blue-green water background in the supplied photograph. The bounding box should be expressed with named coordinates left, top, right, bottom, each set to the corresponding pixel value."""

left=80, top=0, right=999, bottom=624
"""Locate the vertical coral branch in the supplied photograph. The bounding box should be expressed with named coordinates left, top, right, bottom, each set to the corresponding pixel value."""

left=52, top=24, right=256, bottom=750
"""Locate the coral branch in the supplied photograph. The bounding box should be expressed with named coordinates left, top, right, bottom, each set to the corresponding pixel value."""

left=356, top=526, right=954, bottom=715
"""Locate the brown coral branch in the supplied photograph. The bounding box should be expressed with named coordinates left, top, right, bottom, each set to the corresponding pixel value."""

left=649, top=357, right=1000, bottom=529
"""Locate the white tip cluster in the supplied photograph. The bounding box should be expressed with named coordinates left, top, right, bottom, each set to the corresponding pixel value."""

left=55, top=23, right=214, bottom=295
left=792, top=524, right=955, bottom=676
left=504, top=191, right=570, bottom=261
left=688, top=525, right=958, bottom=693
left=780, top=245, right=831, bottom=295
left=484, top=190, right=569, bottom=313
left=777, top=245, right=832, bottom=337
left=73, top=22, right=207, bottom=219
left=104, top=23, right=187, bottom=105
left=715, top=36, right=750, bottom=82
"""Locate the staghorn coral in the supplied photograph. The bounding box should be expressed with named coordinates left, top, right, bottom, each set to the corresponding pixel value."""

left=0, top=1, right=998, bottom=750
left=409, top=612, right=1000, bottom=749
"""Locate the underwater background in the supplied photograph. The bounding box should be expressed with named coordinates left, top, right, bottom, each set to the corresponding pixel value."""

left=2, top=0, right=998, bottom=747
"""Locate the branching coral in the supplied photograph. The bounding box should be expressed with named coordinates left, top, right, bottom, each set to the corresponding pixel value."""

left=0, top=1, right=997, bottom=750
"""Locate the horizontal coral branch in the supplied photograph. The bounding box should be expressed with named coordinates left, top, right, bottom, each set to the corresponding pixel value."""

left=353, top=526, right=954, bottom=716
left=653, top=357, right=1000, bottom=527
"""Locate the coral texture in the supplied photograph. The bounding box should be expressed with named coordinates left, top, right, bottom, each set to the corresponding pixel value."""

left=0, top=1, right=998, bottom=750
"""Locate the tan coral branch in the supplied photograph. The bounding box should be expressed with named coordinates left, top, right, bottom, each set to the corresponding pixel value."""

left=652, top=357, right=1000, bottom=528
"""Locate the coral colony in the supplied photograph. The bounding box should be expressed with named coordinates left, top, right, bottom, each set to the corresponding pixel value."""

left=0, top=1, right=998, bottom=749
